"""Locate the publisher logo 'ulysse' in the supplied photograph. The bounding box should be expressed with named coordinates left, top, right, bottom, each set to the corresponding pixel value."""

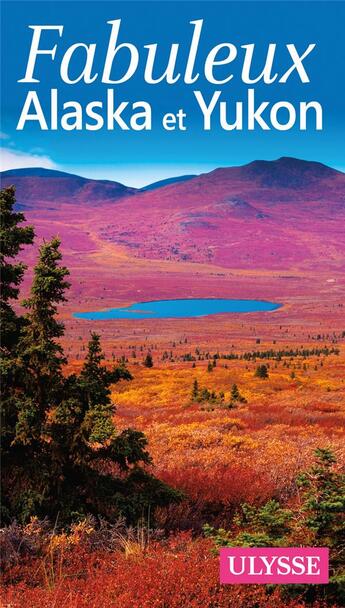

left=220, top=548, right=329, bottom=584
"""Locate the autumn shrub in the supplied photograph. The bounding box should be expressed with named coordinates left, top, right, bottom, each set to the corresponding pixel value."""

left=0, top=518, right=50, bottom=570
left=0, top=515, right=164, bottom=574
left=156, top=463, right=277, bottom=530
left=1, top=534, right=337, bottom=608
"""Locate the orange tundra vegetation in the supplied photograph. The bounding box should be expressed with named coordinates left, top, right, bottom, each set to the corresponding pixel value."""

left=106, top=346, right=344, bottom=524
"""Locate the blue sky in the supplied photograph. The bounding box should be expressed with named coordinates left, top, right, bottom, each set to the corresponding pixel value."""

left=1, top=1, right=344, bottom=186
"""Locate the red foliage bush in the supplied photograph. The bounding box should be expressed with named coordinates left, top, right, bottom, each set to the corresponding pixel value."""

left=1, top=534, right=335, bottom=608
left=155, top=464, right=276, bottom=530
left=160, top=464, right=274, bottom=505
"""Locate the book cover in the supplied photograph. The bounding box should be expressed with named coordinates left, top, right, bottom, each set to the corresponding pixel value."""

left=1, top=1, right=344, bottom=606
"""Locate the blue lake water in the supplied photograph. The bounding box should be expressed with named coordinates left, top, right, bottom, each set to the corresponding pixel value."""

left=73, top=298, right=281, bottom=320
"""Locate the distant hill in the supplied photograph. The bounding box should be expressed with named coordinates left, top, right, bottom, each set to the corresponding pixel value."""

left=1, top=157, right=344, bottom=271
left=230, top=157, right=341, bottom=188
left=0, top=167, right=138, bottom=208
left=141, top=174, right=197, bottom=191
left=84, top=156, right=345, bottom=269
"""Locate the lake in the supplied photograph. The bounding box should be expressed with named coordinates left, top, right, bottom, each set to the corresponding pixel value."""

left=73, top=298, right=281, bottom=320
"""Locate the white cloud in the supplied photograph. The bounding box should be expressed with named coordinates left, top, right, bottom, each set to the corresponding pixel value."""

left=0, top=147, right=57, bottom=171
left=0, top=148, right=210, bottom=187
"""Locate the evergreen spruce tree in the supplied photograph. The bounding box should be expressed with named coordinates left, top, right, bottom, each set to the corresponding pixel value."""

left=144, top=352, right=153, bottom=368
left=0, top=187, right=34, bottom=521
left=230, top=384, right=240, bottom=401
left=297, top=448, right=345, bottom=602
left=49, top=331, right=181, bottom=524
left=1, top=224, right=181, bottom=524
left=0, top=186, right=34, bottom=349
left=230, top=383, right=247, bottom=404
left=15, top=237, right=70, bottom=441
left=297, top=448, right=345, bottom=548
left=255, top=364, right=269, bottom=379
left=191, top=379, right=199, bottom=401
left=79, top=332, right=118, bottom=443
left=2, top=238, right=70, bottom=520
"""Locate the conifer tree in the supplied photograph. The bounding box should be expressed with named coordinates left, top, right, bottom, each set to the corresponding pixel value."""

left=231, top=383, right=241, bottom=401
left=297, top=448, right=345, bottom=547
left=2, top=238, right=71, bottom=520
left=144, top=352, right=153, bottom=367
left=78, top=332, right=132, bottom=444
left=1, top=225, right=181, bottom=524
left=8, top=237, right=70, bottom=454
left=230, top=383, right=247, bottom=404
left=255, top=364, right=269, bottom=379
left=48, top=330, right=181, bottom=524
left=1, top=187, right=34, bottom=521
left=0, top=186, right=34, bottom=348
left=191, top=379, right=199, bottom=401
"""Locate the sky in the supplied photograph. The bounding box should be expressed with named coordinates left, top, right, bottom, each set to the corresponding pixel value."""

left=1, top=0, right=344, bottom=187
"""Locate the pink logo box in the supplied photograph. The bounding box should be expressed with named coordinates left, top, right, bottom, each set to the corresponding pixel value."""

left=220, top=547, right=329, bottom=584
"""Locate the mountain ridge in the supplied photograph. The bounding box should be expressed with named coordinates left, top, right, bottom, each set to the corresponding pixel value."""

left=1, top=156, right=343, bottom=195
left=1, top=156, right=344, bottom=273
